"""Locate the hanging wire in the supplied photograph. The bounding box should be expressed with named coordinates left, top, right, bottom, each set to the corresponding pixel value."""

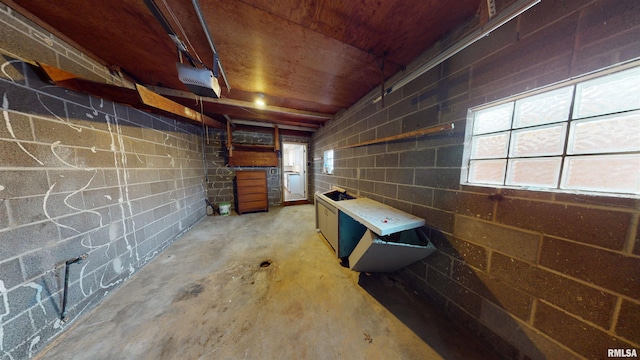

left=198, top=96, right=215, bottom=214
left=202, top=98, right=209, bottom=144
left=161, top=0, right=204, bottom=65
left=199, top=96, right=208, bottom=183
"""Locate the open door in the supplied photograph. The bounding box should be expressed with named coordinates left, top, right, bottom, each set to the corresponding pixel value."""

left=282, top=142, right=308, bottom=203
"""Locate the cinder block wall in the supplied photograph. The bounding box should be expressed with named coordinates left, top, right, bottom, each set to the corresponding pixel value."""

left=312, top=1, right=640, bottom=359
left=205, top=129, right=310, bottom=209
left=0, top=4, right=206, bottom=358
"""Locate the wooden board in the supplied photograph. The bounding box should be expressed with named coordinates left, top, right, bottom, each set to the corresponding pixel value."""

left=335, top=123, right=454, bottom=149
left=228, top=150, right=278, bottom=167
left=135, top=84, right=224, bottom=128
left=37, top=62, right=224, bottom=128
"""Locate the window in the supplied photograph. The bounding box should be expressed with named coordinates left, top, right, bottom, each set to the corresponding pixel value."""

left=323, top=149, right=334, bottom=174
left=464, top=65, right=640, bottom=197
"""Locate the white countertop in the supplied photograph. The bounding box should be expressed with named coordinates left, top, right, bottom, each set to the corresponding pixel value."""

left=317, top=192, right=425, bottom=235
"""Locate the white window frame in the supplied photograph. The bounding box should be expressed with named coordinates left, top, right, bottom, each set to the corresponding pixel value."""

left=462, top=61, right=640, bottom=198
left=323, top=149, right=334, bottom=175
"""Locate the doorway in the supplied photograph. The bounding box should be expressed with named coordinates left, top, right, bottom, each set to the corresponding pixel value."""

left=282, top=142, right=308, bottom=203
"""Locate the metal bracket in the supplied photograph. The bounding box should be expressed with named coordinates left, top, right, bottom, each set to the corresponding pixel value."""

left=213, top=53, right=219, bottom=78
left=487, top=0, right=497, bottom=18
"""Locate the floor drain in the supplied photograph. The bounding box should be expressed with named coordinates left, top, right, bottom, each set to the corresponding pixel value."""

left=260, top=260, right=271, bottom=268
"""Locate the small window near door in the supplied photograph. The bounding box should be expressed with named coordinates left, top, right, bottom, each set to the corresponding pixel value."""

left=463, top=65, right=640, bottom=197
left=324, top=149, right=334, bottom=174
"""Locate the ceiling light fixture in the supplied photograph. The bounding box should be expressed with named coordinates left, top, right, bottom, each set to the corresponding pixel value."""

left=255, top=93, right=266, bottom=107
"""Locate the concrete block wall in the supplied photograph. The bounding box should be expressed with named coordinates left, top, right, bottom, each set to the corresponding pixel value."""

left=312, top=1, right=640, bottom=359
left=205, top=129, right=311, bottom=210
left=0, top=4, right=206, bottom=359
left=203, top=129, right=235, bottom=207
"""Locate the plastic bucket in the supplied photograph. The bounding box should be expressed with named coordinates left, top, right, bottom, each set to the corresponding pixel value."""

left=219, top=202, right=231, bottom=216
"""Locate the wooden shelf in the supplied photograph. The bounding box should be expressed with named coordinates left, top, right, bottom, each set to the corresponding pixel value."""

left=227, top=121, right=280, bottom=167
left=232, top=144, right=275, bottom=152
left=228, top=150, right=278, bottom=167
left=335, top=123, right=454, bottom=149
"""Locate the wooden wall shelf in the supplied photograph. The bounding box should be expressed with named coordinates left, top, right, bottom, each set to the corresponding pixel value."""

left=233, top=144, right=275, bottom=152
left=226, top=121, right=280, bottom=167
left=228, top=150, right=278, bottom=167
left=334, top=123, right=454, bottom=150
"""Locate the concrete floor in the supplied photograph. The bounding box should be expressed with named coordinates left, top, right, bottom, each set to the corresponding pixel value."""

left=35, top=205, right=498, bottom=360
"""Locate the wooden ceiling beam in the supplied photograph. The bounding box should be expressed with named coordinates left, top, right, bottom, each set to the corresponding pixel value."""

left=148, top=85, right=333, bottom=121
left=37, top=62, right=225, bottom=128
left=230, top=120, right=317, bottom=133
left=11, top=0, right=483, bottom=130
left=135, top=84, right=224, bottom=128
left=231, top=117, right=320, bottom=129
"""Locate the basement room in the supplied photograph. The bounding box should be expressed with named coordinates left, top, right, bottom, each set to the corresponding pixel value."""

left=0, top=0, right=639, bottom=359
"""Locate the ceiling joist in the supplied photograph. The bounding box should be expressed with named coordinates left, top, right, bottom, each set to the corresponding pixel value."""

left=147, top=85, right=333, bottom=122
left=12, top=0, right=495, bottom=131
left=37, top=62, right=225, bottom=128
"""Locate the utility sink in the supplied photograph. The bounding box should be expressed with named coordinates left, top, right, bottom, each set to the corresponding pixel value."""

left=322, top=190, right=356, bottom=201
left=316, top=187, right=434, bottom=273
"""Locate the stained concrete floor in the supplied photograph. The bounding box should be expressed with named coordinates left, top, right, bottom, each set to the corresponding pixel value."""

left=35, top=205, right=498, bottom=360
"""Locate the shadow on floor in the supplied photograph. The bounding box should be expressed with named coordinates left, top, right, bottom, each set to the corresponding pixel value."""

left=358, top=272, right=499, bottom=360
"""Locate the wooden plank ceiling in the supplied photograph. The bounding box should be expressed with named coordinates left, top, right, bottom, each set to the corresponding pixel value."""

left=9, top=0, right=482, bottom=132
